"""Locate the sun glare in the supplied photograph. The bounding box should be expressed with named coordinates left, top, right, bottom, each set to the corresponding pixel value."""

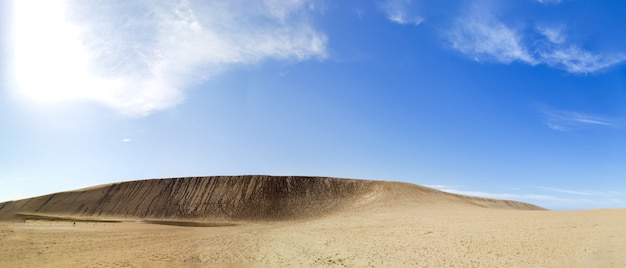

left=12, top=0, right=107, bottom=103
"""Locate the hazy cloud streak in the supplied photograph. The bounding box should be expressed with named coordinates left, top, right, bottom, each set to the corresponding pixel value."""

left=429, top=185, right=571, bottom=203
left=538, top=187, right=622, bottom=197
left=540, top=108, right=619, bottom=131
left=429, top=185, right=626, bottom=209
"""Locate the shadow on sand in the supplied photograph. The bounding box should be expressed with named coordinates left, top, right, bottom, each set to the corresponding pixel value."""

left=140, top=220, right=238, bottom=227
left=15, top=213, right=121, bottom=223
left=16, top=213, right=237, bottom=227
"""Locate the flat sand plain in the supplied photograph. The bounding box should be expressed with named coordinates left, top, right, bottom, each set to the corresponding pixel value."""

left=2, top=206, right=626, bottom=267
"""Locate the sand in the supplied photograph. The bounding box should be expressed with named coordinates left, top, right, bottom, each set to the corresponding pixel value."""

left=1, top=176, right=625, bottom=267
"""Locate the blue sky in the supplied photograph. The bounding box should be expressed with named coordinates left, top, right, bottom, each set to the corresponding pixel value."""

left=1, top=0, right=625, bottom=209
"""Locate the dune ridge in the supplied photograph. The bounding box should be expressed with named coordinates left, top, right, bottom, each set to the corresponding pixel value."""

left=0, top=176, right=543, bottom=222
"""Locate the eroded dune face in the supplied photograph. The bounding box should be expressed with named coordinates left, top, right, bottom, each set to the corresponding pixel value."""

left=0, top=176, right=543, bottom=222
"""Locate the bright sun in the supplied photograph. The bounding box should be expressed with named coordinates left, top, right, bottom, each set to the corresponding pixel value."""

left=12, top=0, right=110, bottom=103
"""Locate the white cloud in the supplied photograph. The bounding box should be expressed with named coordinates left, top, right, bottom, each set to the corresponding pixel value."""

left=122, top=138, right=132, bottom=143
left=12, top=0, right=327, bottom=117
left=540, top=108, right=619, bottom=131
left=425, top=184, right=457, bottom=189
left=380, top=0, right=424, bottom=25
left=448, top=7, right=626, bottom=74
left=448, top=13, right=536, bottom=64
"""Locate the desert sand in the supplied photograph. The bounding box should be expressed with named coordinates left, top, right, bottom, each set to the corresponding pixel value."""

left=1, top=176, right=625, bottom=267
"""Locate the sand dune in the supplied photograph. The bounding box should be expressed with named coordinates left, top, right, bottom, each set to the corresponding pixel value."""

left=0, top=176, right=542, bottom=222
left=2, top=176, right=626, bottom=267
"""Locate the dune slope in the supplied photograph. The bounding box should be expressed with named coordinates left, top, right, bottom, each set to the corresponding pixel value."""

left=0, top=176, right=543, bottom=222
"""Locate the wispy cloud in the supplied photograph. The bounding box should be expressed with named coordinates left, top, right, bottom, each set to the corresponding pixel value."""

left=537, top=26, right=566, bottom=44
left=446, top=4, right=626, bottom=74
left=12, top=0, right=327, bottom=117
left=447, top=12, right=536, bottom=64
left=537, top=0, right=563, bottom=5
left=540, top=107, right=619, bottom=131
left=534, top=26, right=626, bottom=73
left=539, top=46, right=626, bottom=74
left=380, top=0, right=424, bottom=25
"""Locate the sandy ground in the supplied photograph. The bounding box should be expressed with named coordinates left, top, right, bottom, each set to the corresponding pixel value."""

left=2, top=205, right=626, bottom=267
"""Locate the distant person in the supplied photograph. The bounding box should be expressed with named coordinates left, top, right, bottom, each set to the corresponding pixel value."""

left=73, top=222, right=76, bottom=227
